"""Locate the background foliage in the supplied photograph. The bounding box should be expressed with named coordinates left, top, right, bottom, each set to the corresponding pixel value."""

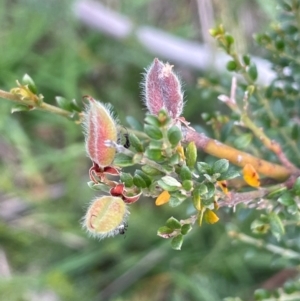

left=0, top=0, right=298, bottom=300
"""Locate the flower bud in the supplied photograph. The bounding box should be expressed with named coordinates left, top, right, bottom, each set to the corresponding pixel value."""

left=83, top=97, right=118, bottom=168
left=82, top=196, right=129, bottom=239
left=143, top=58, right=184, bottom=118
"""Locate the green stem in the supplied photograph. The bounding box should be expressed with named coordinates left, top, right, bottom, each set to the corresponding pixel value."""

left=0, top=89, right=72, bottom=119
left=228, top=231, right=300, bottom=260
left=218, top=183, right=288, bottom=208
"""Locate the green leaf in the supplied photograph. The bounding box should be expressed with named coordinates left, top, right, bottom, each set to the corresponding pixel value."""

left=211, top=173, right=221, bottom=182
left=157, top=226, right=173, bottom=238
left=133, top=174, right=147, bottom=188
left=268, top=186, right=287, bottom=199
left=169, top=196, right=186, bottom=207
left=251, top=218, right=269, bottom=234
left=196, top=183, right=208, bottom=195
left=248, top=63, right=258, bottom=81
left=141, top=165, right=163, bottom=176
left=225, top=34, right=234, bottom=47
left=197, top=162, right=212, bottom=174
left=193, top=189, right=201, bottom=211
left=148, top=140, right=164, bottom=150
left=205, top=182, right=215, bottom=199
left=218, top=170, right=240, bottom=181
left=157, top=180, right=180, bottom=192
left=277, top=192, right=295, bottom=206
left=171, top=234, right=183, bottom=250
left=160, top=163, right=174, bottom=173
left=182, top=180, right=193, bottom=191
left=203, top=173, right=213, bottom=182
left=70, top=99, right=81, bottom=112
left=113, top=153, right=133, bottom=167
left=22, top=74, right=37, bottom=94
left=144, top=115, right=161, bottom=127
left=275, top=39, right=285, bottom=51
left=166, top=217, right=181, bottom=230
left=269, top=212, right=285, bottom=241
left=11, top=104, right=31, bottom=113
left=145, top=149, right=163, bottom=161
left=144, top=124, right=163, bottom=140
left=87, top=182, right=110, bottom=192
left=167, top=126, right=182, bottom=146
left=181, top=224, right=192, bottom=235
left=212, top=159, right=229, bottom=174
left=179, top=165, right=192, bottom=181
left=168, top=153, right=180, bottom=165
left=226, top=60, right=237, bottom=71
left=161, top=176, right=181, bottom=188
left=120, top=173, right=134, bottom=187
left=135, top=170, right=152, bottom=187
left=129, top=133, right=144, bottom=152
left=55, top=96, right=71, bottom=111
left=242, top=54, right=251, bottom=66
left=185, top=141, right=197, bottom=168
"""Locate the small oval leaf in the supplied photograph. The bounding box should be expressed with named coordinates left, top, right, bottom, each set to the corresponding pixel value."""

left=167, top=126, right=182, bottom=146
left=171, top=234, right=183, bottom=250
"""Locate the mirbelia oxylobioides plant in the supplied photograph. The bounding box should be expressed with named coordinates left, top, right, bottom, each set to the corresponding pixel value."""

left=1, top=54, right=300, bottom=250
left=77, top=57, right=300, bottom=250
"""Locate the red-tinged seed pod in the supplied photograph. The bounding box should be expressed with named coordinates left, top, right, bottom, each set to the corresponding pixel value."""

left=143, top=58, right=184, bottom=118
left=143, top=58, right=165, bottom=115
left=159, top=62, right=183, bottom=118
left=83, top=97, right=118, bottom=168
left=82, top=196, right=129, bottom=239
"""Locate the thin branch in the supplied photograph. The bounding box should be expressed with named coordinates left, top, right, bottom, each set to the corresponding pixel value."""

left=183, top=127, right=293, bottom=181
left=218, top=189, right=269, bottom=208
left=0, top=89, right=72, bottom=119
left=228, top=231, right=300, bottom=260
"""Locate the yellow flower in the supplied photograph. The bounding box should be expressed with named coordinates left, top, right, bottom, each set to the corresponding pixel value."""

left=243, top=163, right=260, bottom=187
left=155, top=191, right=171, bottom=206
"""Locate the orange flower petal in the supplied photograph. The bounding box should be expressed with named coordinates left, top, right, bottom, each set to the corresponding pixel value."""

left=155, top=191, right=171, bottom=206
left=243, top=163, right=260, bottom=187
left=204, top=209, right=219, bottom=224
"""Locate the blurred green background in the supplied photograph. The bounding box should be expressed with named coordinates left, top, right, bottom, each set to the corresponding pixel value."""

left=0, top=1, right=289, bottom=300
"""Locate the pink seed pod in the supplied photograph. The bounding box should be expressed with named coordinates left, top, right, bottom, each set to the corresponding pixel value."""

left=82, top=196, right=129, bottom=239
left=143, top=58, right=184, bottom=118
left=143, top=58, right=165, bottom=115
left=83, top=97, right=118, bottom=168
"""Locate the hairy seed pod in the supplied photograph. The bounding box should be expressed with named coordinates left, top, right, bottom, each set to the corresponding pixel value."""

left=82, top=196, right=129, bottom=239
left=143, top=58, right=184, bottom=118
left=83, top=97, right=118, bottom=167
